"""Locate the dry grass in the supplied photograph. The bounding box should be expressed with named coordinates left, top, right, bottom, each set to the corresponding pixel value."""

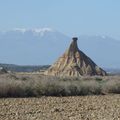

left=0, top=73, right=120, bottom=97
left=0, top=95, right=120, bottom=120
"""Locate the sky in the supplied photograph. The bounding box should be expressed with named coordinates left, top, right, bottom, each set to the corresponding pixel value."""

left=0, top=0, right=120, bottom=39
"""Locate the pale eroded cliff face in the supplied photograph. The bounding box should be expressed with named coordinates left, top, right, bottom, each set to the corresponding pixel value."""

left=44, top=37, right=107, bottom=77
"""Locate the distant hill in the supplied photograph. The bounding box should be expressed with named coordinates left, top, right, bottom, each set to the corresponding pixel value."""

left=0, top=28, right=120, bottom=68
left=1, top=63, right=120, bottom=74
left=104, top=68, right=120, bottom=75
left=0, top=63, right=50, bottom=72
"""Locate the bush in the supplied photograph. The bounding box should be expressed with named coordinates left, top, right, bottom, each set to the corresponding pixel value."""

left=102, top=80, right=120, bottom=94
left=0, top=80, right=25, bottom=97
left=0, top=74, right=120, bottom=97
left=78, top=80, right=101, bottom=95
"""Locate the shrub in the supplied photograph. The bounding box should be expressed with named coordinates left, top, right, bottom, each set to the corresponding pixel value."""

left=0, top=74, right=120, bottom=97
left=102, top=80, right=120, bottom=94
left=0, top=80, right=25, bottom=97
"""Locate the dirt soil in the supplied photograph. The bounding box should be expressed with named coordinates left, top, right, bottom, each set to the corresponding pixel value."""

left=0, top=95, right=120, bottom=120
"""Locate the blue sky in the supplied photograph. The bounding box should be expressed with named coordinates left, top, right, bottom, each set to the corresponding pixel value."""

left=0, top=0, right=120, bottom=39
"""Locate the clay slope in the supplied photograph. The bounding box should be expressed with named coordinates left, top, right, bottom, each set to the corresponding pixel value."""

left=44, top=37, right=107, bottom=77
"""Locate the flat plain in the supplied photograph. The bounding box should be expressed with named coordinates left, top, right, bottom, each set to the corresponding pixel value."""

left=0, top=95, right=120, bottom=120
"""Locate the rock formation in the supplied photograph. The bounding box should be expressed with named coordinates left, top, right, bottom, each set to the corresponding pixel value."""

left=44, top=37, right=107, bottom=77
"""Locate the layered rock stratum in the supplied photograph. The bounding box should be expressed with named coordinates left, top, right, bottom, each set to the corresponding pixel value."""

left=44, top=37, right=107, bottom=77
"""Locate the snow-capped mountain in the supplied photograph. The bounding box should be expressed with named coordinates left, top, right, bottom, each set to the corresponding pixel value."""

left=12, top=28, right=54, bottom=36
left=0, top=28, right=70, bottom=65
left=0, top=28, right=120, bottom=68
left=78, top=35, right=120, bottom=68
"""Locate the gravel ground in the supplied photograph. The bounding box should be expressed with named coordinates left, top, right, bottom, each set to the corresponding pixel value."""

left=0, top=95, right=120, bottom=120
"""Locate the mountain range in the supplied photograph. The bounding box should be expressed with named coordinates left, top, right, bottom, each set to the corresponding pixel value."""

left=0, top=28, right=120, bottom=68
